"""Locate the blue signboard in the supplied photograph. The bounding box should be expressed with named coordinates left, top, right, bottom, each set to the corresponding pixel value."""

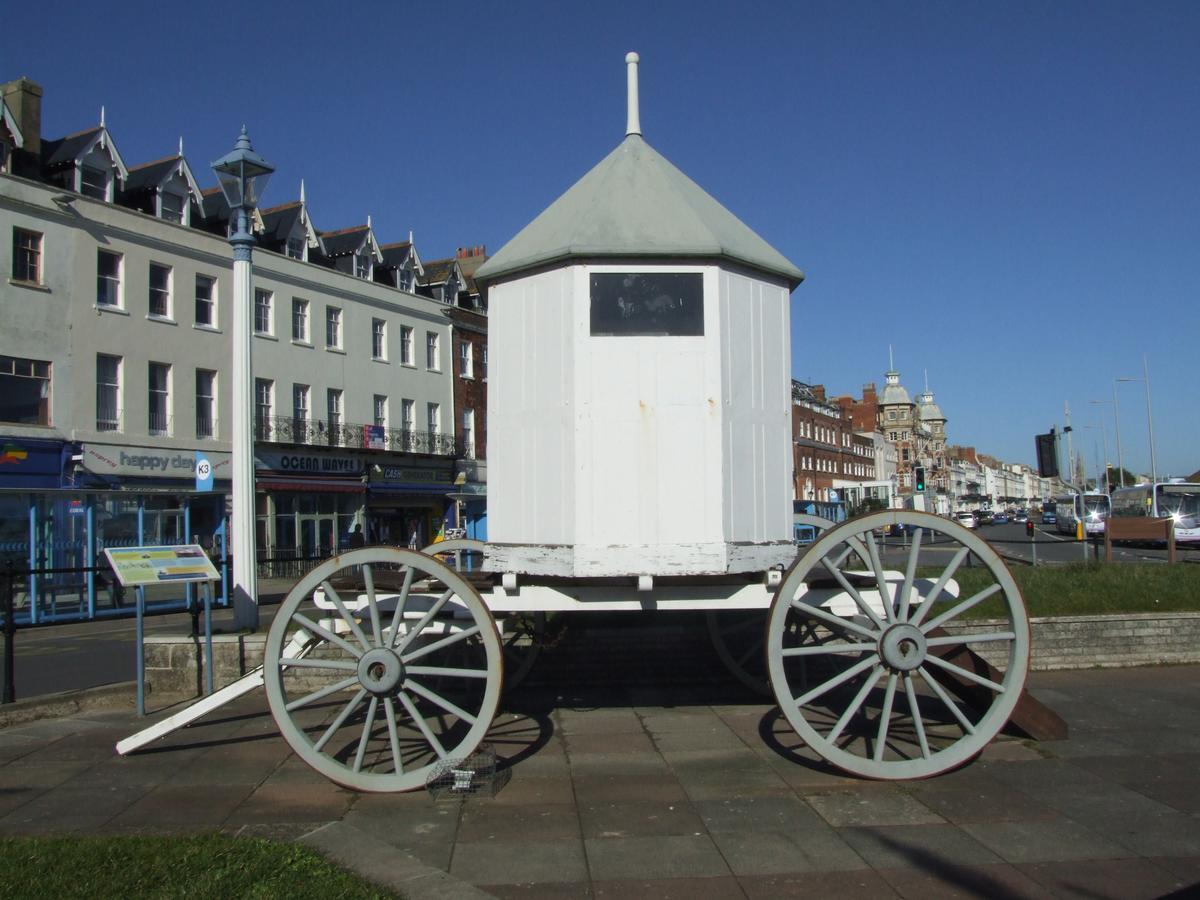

left=0, top=436, right=65, bottom=488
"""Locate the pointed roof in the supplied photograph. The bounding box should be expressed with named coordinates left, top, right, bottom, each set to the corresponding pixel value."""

left=474, top=133, right=803, bottom=288
left=918, top=389, right=945, bottom=422
left=879, top=370, right=911, bottom=406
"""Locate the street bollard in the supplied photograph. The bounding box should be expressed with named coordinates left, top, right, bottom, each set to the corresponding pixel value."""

left=3, top=564, right=15, bottom=704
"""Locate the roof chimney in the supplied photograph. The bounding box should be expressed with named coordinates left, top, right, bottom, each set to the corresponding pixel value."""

left=1, top=77, right=42, bottom=157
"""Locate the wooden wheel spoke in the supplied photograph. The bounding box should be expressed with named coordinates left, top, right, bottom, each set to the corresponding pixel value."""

left=925, top=654, right=1006, bottom=693
left=793, top=655, right=878, bottom=707
left=284, top=674, right=361, bottom=713
left=873, top=673, right=899, bottom=762
left=291, top=612, right=364, bottom=660
left=353, top=696, right=379, bottom=773
left=916, top=665, right=975, bottom=734
left=404, top=677, right=478, bottom=725
left=406, top=665, right=491, bottom=680
left=385, top=566, right=417, bottom=644
left=393, top=588, right=455, bottom=653
left=383, top=696, right=404, bottom=774
left=322, top=581, right=372, bottom=652
left=790, top=598, right=879, bottom=641
left=863, top=533, right=894, bottom=624
left=313, top=688, right=368, bottom=752
left=401, top=624, right=482, bottom=664
left=898, top=528, right=923, bottom=622
left=904, top=674, right=931, bottom=759
left=363, top=564, right=383, bottom=646
left=827, top=665, right=882, bottom=745
left=921, top=585, right=1003, bottom=634
left=280, top=658, right=357, bottom=672
left=821, top=555, right=886, bottom=631
left=909, top=547, right=970, bottom=628
left=782, top=641, right=876, bottom=658
left=734, top=638, right=764, bottom=669
left=397, top=690, right=449, bottom=760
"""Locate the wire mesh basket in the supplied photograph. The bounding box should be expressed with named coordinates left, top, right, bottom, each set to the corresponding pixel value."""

left=425, top=743, right=511, bottom=800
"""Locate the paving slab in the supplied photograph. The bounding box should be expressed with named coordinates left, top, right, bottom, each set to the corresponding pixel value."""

left=592, top=875, right=742, bottom=898
left=1017, top=857, right=1188, bottom=899
left=584, top=834, right=731, bottom=881
left=959, top=818, right=1135, bottom=864
left=578, top=799, right=704, bottom=838
left=837, top=823, right=1004, bottom=869
left=806, top=787, right=946, bottom=827
left=450, top=837, right=589, bottom=885
left=710, top=828, right=866, bottom=875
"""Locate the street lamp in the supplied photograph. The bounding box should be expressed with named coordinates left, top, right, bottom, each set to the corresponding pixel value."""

left=1117, top=354, right=1157, bottom=488
left=212, top=127, right=274, bottom=630
left=1089, top=399, right=1118, bottom=490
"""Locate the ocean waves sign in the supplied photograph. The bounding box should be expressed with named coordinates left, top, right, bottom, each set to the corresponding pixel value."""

left=256, top=450, right=364, bottom=477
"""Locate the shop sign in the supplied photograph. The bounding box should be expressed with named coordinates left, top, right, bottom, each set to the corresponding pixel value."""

left=83, top=443, right=231, bottom=479
left=375, top=465, right=454, bottom=483
left=257, top=450, right=363, bottom=476
left=0, top=437, right=62, bottom=486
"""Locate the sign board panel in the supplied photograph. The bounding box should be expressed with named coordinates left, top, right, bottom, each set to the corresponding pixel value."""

left=103, top=545, right=220, bottom=586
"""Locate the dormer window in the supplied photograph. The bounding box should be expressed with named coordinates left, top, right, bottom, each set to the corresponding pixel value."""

left=286, top=234, right=305, bottom=261
left=398, top=267, right=413, bottom=293
left=160, top=190, right=185, bottom=224
left=81, top=164, right=109, bottom=200
left=354, top=248, right=371, bottom=279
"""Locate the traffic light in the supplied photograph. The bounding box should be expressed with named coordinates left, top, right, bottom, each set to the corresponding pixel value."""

left=914, top=466, right=926, bottom=492
left=1035, top=430, right=1059, bottom=478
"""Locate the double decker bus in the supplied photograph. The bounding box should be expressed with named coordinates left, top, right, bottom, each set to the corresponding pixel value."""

left=1110, top=482, right=1200, bottom=544
left=1052, top=492, right=1110, bottom=537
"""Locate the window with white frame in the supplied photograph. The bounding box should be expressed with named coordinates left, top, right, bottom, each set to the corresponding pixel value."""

left=97, top=249, right=122, bottom=307
left=196, top=369, right=216, bottom=438
left=462, top=408, right=475, bottom=457
left=255, top=378, right=274, bottom=437
left=371, top=318, right=386, bottom=360
left=400, top=326, right=414, bottom=365
left=149, top=263, right=171, bottom=318
left=195, top=274, right=216, bottom=326
left=355, top=249, right=371, bottom=279
left=401, top=398, right=414, bottom=434
left=286, top=230, right=305, bottom=260
left=148, top=362, right=171, bottom=435
left=398, top=268, right=413, bottom=293
left=96, top=354, right=121, bottom=431
left=427, top=402, right=440, bottom=436
left=0, top=355, right=51, bottom=426
left=326, top=306, right=342, bottom=349
left=426, top=332, right=439, bottom=371
left=160, top=190, right=185, bottom=224
left=482, top=346, right=488, bottom=380
left=13, top=228, right=42, bottom=284
left=292, top=298, right=309, bottom=342
left=80, top=164, right=108, bottom=200
left=328, top=388, right=343, bottom=435
left=254, top=288, right=273, bottom=335
left=293, top=383, right=309, bottom=424
left=459, top=340, right=472, bottom=378
left=374, top=394, right=388, bottom=429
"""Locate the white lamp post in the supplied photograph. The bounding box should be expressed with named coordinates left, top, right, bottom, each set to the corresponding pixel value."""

left=212, top=128, right=274, bottom=630
left=1117, top=354, right=1158, bottom=487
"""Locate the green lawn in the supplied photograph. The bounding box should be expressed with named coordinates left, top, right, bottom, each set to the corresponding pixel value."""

left=0, top=834, right=397, bottom=899
left=953, top=563, right=1200, bottom=619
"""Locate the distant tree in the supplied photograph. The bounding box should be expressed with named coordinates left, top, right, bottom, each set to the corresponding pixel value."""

left=1104, top=467, right=1139, bottom=491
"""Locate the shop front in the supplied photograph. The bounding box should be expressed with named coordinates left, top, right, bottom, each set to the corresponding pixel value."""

left=366, top=461, right=455, bottom=548
left=256, top=450, right=366, bottom=564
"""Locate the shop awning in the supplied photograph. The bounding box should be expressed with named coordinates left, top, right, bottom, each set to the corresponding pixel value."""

left=259, top=479, right=365, bottom=493
left=368, top=482, right=455, bottom=494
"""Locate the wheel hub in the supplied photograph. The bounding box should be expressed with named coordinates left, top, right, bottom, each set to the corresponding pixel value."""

left=879, top=623, right=927, bottom=672
left=357, top=647, right=404, bottom=695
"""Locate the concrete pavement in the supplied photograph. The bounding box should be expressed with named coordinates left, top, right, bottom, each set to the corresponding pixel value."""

left=1, top=652, right=1199, bottom=897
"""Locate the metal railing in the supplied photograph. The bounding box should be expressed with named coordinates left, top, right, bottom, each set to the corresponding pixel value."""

left=255, top=414, right=458, bottom=455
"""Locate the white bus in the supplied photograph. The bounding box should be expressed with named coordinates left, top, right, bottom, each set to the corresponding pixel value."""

left=1052, top=492, right=1110, bottom=537
left=1110, top=481, right=1200, bottom=544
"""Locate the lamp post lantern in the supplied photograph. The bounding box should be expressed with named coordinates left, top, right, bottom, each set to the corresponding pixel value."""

left=212, top=127, right=274, bottom=630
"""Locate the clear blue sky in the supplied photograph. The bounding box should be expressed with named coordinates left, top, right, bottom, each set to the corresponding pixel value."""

left=8, top=0, right=1197, bottom=478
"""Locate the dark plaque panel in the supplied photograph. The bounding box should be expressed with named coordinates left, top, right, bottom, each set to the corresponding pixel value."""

left=590, top=272, right=704, bottom=336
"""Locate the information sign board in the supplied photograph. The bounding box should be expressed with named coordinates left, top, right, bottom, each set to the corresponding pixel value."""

left=103, top=545, right=220, bottom=587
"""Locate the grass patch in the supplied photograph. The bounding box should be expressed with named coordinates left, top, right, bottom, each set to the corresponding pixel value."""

left=951, top=563, right=1200, bottom=619
left=0, top=833, right=397, bottom=899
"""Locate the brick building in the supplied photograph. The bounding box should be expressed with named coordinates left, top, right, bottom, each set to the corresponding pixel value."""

left=791, top=381, right=875, bottom=502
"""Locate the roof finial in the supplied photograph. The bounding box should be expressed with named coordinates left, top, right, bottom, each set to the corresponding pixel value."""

left=408, top=229, right=413, bottom=244
left=367, top=213, right=373, bottom=229
left=178, top=135, right=184, bottom=157
left=888, top=344, right=894, bottom=372
left=924, top=368, right=929, bottom=394
left=100, top=105, right=106, bottom=128
left=299, top=178, right=306, bottom=204
left=625, top=51, right=641, bottom=137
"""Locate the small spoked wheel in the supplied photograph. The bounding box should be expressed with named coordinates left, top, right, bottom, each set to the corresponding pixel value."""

left=265, top=546, right=503, bottom=792
left=766, top=510, right=1030, bottom=779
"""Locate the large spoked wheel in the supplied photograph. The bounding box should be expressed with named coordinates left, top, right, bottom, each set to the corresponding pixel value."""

left=707, top=515, right=850, bottom=695
left=423, top=539, right=545, bottom=691
left=265, top=546, right=503, bottom=792
left=767, top=510, right=1030, bottom=779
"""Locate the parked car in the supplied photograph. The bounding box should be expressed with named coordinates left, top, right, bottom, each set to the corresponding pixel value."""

left=954, top=511, right=977, bottom=529
left=993, top=511, right=1010, bottom=525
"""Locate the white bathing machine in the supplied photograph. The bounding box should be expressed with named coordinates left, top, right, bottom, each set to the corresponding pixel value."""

left=186, top=54, right=1034, bottom=792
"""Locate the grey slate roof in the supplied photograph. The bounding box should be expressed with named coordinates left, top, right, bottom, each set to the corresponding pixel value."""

left=378, top=241, right=413, bottom=268
left=880, top=371, right=911, bottom=407
left=320, top=226, right=369, bottom=256
left=259, top=201, right=304, bottom=243
left=474, top=134, right=803, bottom=288
left=918, top=391, right=945, bottom=422
left=123, top=156, right=180, bottom=191
left=41, top=127, right=103, bottom=167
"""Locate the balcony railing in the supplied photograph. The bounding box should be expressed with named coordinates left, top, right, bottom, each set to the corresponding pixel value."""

left=255, top=414, right=458, bottom=456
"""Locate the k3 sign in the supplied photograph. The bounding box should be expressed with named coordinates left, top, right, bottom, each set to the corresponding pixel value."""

left=195, top=451, right=214, bottom=492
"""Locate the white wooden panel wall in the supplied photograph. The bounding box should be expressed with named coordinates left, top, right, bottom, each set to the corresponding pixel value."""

left=574, top=265, right=724, bottom=556
left=720, top=270, right=793, bottom=544
left=487, top=269, right=575, bottom=545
